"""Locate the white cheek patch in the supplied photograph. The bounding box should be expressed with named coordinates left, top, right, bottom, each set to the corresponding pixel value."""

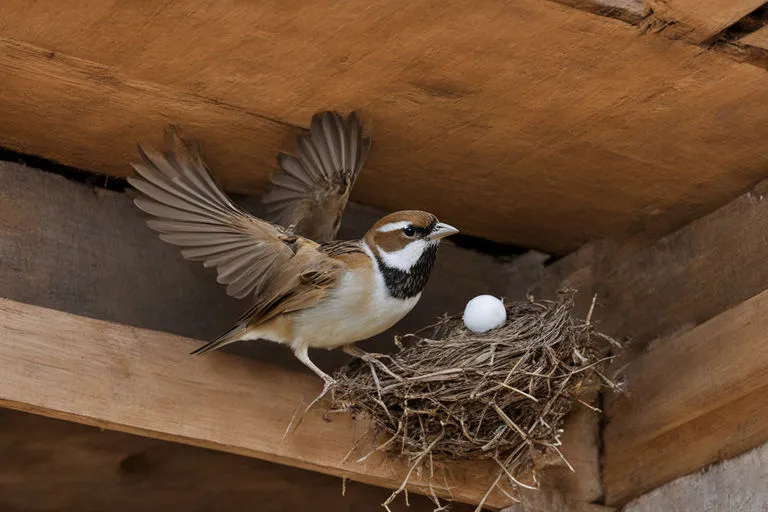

left=376, top=221, right=411, bottom=233
left=376, top=239, right=435, bottom=272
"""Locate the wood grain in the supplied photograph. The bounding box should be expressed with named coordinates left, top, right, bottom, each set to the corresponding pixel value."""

left=605, top=289, right=768, bottom=448
left=647, top=0, right=766, bottom=42
left=741, top=25, right=768, bottom=49
left=0, top=297, right=511, bottom=510
left=2, top=0, right=768, bottom=252
left=604, top=384, right=768, bottom=506
left=603, top=290, right=768, bottom=505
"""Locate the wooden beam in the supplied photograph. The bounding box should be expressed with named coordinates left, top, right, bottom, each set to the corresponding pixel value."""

left=0, top=297, right=511, bottom=510
left=3, top=0, right=768, bottom=253
left=603, top=289, right=768, bottom=505
left=646, top=0, right=766, bottom=43
left=741, top=25, right=768, bottom=50
left=0, top=408, right=449, bottom=512
left=604, top=385, right=768, bottom=506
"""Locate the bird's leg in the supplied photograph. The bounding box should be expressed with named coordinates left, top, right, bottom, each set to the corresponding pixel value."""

left=342, top=344, right=369, bottom=359
left=294, top=345, right=336, bottom=403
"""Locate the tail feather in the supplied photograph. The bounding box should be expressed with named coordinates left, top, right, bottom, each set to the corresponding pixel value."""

left=190, top=323, right=247, bottom=355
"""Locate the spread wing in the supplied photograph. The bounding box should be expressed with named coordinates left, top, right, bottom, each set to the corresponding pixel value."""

left=261, top=111, right=371, bottom=242
left=128, top=126, right=342, bottom=303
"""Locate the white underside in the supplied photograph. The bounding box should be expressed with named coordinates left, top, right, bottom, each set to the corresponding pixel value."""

left=291, top=267, right=420, bottom=350
left=243, top=251, right=421, bottom=351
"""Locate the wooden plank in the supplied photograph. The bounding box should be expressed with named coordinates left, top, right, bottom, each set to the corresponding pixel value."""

left=605, top=289, right=768, bottom=449
left=3, top=0, right=768, bottom=253
left=0, top=408, right=451, bottom=512
left=603, top=289, right=768, bottom=505
left=605, top=384, right=768, bottom=505
left=0, top=297, right=511, bottom=510
left=741, top=25, right=768, bottom=49
left=647, top=0, right=766, bottom=42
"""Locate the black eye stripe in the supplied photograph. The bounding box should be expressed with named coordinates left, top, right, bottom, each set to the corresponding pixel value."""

left=401, top=218, right=437, bottom=237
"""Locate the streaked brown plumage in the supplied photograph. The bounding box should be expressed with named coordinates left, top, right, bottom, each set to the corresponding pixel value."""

left=128, top=113, right=458, bottom=394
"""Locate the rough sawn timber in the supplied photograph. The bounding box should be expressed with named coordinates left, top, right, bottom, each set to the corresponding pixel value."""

left=0, top=298, right=510, bottom=510
left=2, top=0, right=768, bottom=252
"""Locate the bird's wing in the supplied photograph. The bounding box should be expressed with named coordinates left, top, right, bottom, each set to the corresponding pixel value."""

left=261, top=111, right=371, bottom=242
left=128, top=126, right=344, bottom=305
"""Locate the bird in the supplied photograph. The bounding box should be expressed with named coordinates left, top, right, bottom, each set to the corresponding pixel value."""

left=127, top=112, right=458, bottom=396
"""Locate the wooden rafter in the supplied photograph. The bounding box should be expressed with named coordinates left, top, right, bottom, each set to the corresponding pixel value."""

left=2, top=0, right=768, bottom=252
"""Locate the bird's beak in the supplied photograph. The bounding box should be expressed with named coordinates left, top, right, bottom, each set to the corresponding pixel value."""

left=428, top=222, right=459, bottom=241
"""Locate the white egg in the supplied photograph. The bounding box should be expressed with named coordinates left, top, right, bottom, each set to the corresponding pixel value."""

left=462, top=295, right=507, bottom=333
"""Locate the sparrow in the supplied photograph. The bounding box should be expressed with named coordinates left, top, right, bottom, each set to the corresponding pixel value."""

left=128, top=112, right=458, bottom=395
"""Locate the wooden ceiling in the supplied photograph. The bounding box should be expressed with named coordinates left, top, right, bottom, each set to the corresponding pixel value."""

left=1, top=0, right=768, bottom=253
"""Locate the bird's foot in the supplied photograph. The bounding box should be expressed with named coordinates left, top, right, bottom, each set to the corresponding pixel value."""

left=304, top=375, right=337, bottom=414
left=283, top=375, right=338, bottom=439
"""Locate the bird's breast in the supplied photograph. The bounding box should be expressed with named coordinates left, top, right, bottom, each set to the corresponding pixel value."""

left=291, top=263, right=420, bottom=349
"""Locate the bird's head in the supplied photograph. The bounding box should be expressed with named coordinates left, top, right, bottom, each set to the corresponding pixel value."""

left=363, top=210, right=458, bottom=299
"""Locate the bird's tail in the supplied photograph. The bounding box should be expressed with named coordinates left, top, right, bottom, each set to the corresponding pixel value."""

left=190, top=323, right=247, bottom=356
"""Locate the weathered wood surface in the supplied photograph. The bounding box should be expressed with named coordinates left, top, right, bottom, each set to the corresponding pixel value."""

left=0, top=408, right=448, bottom=512
left=607, top=385, right=768, bottom=509
left=550, top=0, right=649, bottom=23
left=2, top=0, right=768, bottom=252
left=0, top=297, right=510, bottom=509
left=623, top=440, right=768, bottom=512
left=603, top=289, right=768, bottom=505
left=646, top=0, right=766, bottom=43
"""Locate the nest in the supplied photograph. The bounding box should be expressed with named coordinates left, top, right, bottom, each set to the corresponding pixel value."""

left=332, top=293, right=617, bottom=511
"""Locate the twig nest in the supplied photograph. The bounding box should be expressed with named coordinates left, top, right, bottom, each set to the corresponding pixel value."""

left=463, top=294, right=507, bottom=333
left=332, top=292, right=617, bottom=510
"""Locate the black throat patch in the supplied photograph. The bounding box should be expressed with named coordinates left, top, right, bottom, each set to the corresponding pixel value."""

left=374, top=243, right=438, bottom=300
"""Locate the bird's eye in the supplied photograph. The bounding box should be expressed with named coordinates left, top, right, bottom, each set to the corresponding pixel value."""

left=403, top=226, right=416, bottom=237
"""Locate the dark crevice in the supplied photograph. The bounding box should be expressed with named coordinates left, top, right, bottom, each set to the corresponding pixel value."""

left=699, top=3, right=768, bottom=70
left=714, top=3, right=768, bottom=44
left=1, top=145, right=542, bottom=259
left=0, top=146, right=129, bottom=192
left=593, top=388, right=608, bottom=506
left=449, top=234, right=531, bottom=260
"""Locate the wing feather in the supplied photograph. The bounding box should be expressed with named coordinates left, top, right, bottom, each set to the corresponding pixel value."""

left=128, top=126, right=343, bottom=305
left=262, top=111, right=371, bottom=242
